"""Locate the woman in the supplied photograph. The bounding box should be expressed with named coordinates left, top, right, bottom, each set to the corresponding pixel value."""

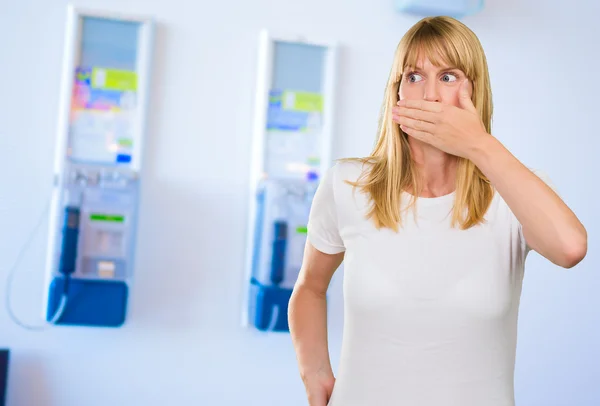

left=288, top=16, right=587, bottom=406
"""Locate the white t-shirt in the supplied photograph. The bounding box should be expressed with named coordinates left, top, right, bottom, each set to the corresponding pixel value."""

left=307, top=160, right=554, bottom=406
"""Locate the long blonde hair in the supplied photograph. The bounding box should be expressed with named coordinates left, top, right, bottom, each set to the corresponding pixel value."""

left=343, top=16, right=495, bottom=231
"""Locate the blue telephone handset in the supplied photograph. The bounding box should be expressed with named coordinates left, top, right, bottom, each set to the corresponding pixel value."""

left=46, top=205, right=81, bottom=324
left=270, top=221, right=288, bottom=285
left=58, top=206, right=80, bottom=276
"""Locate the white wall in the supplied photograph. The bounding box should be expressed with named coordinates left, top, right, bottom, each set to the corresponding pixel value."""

left=1, top=0, right=598, bottom=405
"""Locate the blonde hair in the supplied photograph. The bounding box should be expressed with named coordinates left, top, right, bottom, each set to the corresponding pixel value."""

left=343, top=16, right=495, bottom=231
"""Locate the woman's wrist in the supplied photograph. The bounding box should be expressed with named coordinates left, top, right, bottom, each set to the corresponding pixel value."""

left=466, top=130, right=501, bottom=165
left=301, top=364, right=334, bottom=384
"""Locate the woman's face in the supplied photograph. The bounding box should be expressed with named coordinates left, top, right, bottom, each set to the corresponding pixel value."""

left=398, top=56, right=472, bottom=107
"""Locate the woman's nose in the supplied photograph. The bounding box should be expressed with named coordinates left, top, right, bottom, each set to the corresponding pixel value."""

left=423, top=82, right=441, bottom=102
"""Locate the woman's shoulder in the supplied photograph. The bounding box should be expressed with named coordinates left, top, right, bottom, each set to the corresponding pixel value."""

left=327, top=157, right=374, bottom=185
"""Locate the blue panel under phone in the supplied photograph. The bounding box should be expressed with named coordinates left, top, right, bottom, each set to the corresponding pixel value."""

left=272, top=42, right=326, bottom=92
left=47, top=277, right=128, bottom=327
left=249, top=279, right=293, bottom=332
left=80, top=17, right=140, bottom=70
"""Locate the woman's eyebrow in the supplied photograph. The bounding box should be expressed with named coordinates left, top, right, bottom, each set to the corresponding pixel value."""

left=436, top=65, right=460, bottom=72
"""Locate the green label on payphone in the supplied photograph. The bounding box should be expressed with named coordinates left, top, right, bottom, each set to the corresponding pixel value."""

left=90, top=214, right=125, bottom=223
left=91, top=68, right=138, bottom=91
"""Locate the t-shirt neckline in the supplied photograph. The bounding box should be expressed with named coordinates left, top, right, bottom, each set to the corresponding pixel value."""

left=402, top=190, right=456, bottom=207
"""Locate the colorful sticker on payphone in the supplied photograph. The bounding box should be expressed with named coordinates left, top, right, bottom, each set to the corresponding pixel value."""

left=69, top=67, right=137, bottom=165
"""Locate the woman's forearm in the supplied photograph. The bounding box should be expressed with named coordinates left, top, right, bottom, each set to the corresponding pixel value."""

left=469, top=135, right=587, bottom=268
left=289, top=285, right=334, bottom=382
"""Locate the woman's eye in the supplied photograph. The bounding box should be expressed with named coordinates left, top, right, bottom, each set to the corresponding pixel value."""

left=442, top=73, right=458, bottom=82
left=408, top=73, right=423, bottom=83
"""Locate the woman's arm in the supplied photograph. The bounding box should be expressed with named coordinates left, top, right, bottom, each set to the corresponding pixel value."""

left=469, top=135, right=587, bottom=268
left=289, top=242, right=344, bottom=406
left=393, top=85, right=587, bottom=268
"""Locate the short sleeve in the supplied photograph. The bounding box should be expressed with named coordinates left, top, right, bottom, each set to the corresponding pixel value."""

left=307, top=166, right=346, bottom=255
left=519, top=169, right=560, bottom=255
